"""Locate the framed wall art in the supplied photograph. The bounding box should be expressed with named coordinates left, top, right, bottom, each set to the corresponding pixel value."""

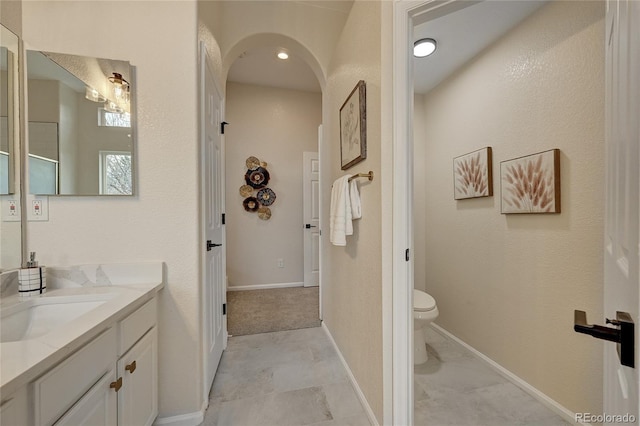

left=500, top=148, right=561, bottom=214
left=453, top=147, right=493, bottom=200
left=340, top=80, right=366, bottom=170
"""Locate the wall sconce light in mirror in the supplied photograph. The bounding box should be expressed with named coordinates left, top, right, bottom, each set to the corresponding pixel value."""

left=26, top=50, right=135, bottom=196
left=108, top=72, right=130, bottom=106
left=85, top=86, right=106, bottom=103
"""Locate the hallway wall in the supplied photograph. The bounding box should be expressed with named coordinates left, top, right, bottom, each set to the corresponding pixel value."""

left=224, top=82, right=321, bottom=289
left=323, top=0, right=384, bottom=421
left=413, top=1, right=605, bottom=414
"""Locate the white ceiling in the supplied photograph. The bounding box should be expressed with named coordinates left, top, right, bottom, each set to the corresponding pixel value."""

left=227, top=45, right=321, bottom=93
left=228, top=1, right=547, bottom=95
left=413, top=0, right=547, bottom=94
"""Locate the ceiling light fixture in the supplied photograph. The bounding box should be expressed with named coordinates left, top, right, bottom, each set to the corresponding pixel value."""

left=277, top=51, right=289, bottom=60
left=413, top=38, right=437, bottom=58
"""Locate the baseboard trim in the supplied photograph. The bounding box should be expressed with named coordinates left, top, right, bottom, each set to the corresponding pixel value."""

left=227, top=282, right=304, bottom=291
left=153, top=401, right=207, bottom=426
left=322, top=323, right=379, bottom=426
left=430, top=324, right=582, bottom=425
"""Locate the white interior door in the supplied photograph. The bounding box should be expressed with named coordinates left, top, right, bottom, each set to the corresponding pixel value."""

left=303, top=150, right=320, bottom=288
left=201, top=43, right=226, bottom=397
left=603, top=0, right=640, bottom=420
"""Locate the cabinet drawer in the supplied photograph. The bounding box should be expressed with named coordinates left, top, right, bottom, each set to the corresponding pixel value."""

left=34, top=327, right=116, bottom=426
left=119, top=298, right=156, bottom=355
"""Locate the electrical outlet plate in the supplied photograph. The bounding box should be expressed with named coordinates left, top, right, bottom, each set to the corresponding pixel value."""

left=27, top=195, right=49, bottom=221
left=1, top=197, right=21, bottom=222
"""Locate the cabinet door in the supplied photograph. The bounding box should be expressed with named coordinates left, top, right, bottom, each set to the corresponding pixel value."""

left=118, top=327, right=158, bottom=426
left=0, top=387, right=29, bottom=426
left=55, top=369, right=117, bottom=426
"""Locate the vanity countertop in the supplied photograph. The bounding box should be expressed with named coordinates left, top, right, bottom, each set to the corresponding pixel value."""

left=0, top=263, right=164, bottom=398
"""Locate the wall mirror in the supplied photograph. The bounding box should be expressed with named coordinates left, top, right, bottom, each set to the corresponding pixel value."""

left=26, top=50, right=135, bottom=195
left=0, top=23, right=22, bottom=271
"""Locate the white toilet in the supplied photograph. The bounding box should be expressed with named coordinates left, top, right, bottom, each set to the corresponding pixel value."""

left=413, top=289, right=439, bottom=364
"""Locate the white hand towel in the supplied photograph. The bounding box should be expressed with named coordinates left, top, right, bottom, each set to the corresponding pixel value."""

left=330, top=175, right=352, bottom=246
left=350, top=179, right=362, bottom=220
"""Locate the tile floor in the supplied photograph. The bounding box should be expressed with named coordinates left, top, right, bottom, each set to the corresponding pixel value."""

left=202, top=325, right=570, bottom=426
left=415, top=326, right=570, bottom=426
left=202, top=326, right=371, bottom=426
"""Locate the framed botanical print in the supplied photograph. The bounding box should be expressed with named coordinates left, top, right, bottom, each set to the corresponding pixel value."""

left=340, top=80, right=366, bottom=170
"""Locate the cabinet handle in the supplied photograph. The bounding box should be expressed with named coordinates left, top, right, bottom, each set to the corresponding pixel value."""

left=110, top=377, right=123, bottom=392
left=125, top=360, right=137, bottom=374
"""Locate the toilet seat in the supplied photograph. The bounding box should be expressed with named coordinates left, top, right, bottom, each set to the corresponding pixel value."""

left=413, top=289, right=436, bottom=312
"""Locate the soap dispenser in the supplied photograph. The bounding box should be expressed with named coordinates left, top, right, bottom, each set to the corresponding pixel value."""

left=18, top=252, right=47, bottom=298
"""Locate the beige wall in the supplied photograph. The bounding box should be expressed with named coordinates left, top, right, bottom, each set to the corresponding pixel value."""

left=225, top=82, right=321, bottom=288
left=323, top=0, right=383, bottom=421
left=22, top=0, right=204, bottom=419
left=1, top=0, right=22, bottom=36
left=414, top=1, right=604, bottom=414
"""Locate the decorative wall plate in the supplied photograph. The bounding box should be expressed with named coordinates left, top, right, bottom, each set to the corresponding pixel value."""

left=246, top=156, right=260, bottom=170
left=245, top=167, right=270, bottom=189
left=256, top=188, right=276, bottom=206
left=257, top=207, right=272, bottom=220
left=243, top=197, right=260, bottom=212
left=239, top=185, right=253, bottom=197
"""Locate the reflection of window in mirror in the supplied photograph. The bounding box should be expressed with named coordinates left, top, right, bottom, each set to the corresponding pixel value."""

left=100, top=151, right=132, bottom=195
left=98, top=108, right=131, bottom=128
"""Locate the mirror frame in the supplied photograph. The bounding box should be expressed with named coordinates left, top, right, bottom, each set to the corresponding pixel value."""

left=0, top=23, right=25, bottom=271
left=26, top=50, right=136, bottom=196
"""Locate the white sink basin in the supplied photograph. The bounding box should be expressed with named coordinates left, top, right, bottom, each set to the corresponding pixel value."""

left=0, top=294, right=116, bottom=343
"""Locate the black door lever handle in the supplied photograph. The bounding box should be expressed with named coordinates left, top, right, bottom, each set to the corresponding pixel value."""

left=574, top=310, right=634, bottom=368
left=207, top=240, right=222, bottom=251
left=574, top=310, right=619, bottom=342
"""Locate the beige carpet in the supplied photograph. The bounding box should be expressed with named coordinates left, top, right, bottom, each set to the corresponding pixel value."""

left=227, top=287, right=321, bottom=336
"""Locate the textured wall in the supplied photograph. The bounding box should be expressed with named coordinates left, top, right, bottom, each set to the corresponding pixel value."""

left=22, top=0, right=203, bottom=418
left=414, top=1, right=605, bottom=414
left=323, top=0, right=383, bottom=421
left=225, top=82, right=321, bottom=288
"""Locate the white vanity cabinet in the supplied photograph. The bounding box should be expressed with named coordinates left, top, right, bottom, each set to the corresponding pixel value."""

left=0, top=387, right=30, bottom=425
left=116, top=298, right=158, bottom=426
left=117, top=327, right=158, bottom=426
left=31, top=297, right=158, bottom=426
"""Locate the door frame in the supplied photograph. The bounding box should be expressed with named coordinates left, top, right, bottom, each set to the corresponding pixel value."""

left=393, top=0, right=640, bottom=424
left=392, top=2, right=472, bottom=424
left=199, top=41, right=227, bottom=407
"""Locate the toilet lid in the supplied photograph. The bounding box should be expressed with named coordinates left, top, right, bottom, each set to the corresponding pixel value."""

left=414, top=289, right=436, bottom=312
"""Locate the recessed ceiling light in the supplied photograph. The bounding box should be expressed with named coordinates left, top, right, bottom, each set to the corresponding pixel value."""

left=413, top=38, right=437, bottom=58
left=277, top=51, right=289, bottom=60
